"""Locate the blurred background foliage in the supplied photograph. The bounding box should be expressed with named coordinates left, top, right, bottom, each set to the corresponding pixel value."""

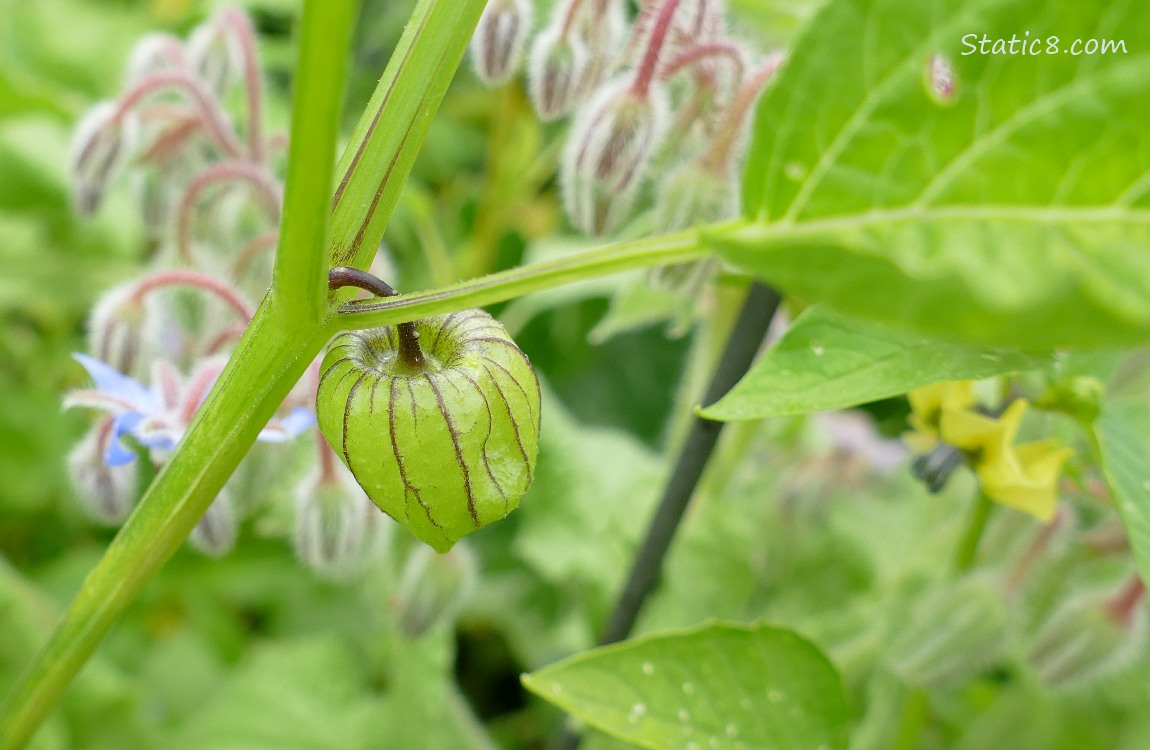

left=2, top=1, right=1149, bottom=749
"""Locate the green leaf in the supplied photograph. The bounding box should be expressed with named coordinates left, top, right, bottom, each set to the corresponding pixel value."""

left=701, top=307, right=1044, bottom=421
left=714, top=0, right=1150, bottom=349
left=522, top=622, right=850, bottom=750
left=1095, top=405, right=1150, bottom=587
left=170, top=638, right=377, bottom=750
left=514, top=387, right=662, bottom=606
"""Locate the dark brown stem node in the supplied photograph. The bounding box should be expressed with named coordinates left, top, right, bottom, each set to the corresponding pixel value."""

left=328, top=266, right=426, bottom=370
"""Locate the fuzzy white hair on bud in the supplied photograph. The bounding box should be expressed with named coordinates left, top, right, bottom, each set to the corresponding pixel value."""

left=393, top=544, right=478, bottom=638
left=123, top=33, right=186, bottom=86
left=186, top=18, right=244, bottom=96
left=653, top=160, right=737, bottom=233
left=470, top=0, right=534, bottom=86
left=86, top=282, right=151, bottom=378
left=527, top=25, right=591, bottom=121
left=293, top=465, right=383, bottom=582
left=561, top=76, right=670, bottom=234
left=70, top=102, right=139, bottom=216
left=67, top=418, right=138, bottom=526
left=189, top=490, right=237, bottom=557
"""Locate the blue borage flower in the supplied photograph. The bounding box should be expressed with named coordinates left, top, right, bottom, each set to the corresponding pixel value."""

left=65, top=352, right=314, bottom=467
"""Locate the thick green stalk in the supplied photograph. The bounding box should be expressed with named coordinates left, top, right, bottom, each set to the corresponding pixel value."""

left=329, top=0, right=487, bottom=272
left=0, top=1, right=487, bottom=746
left=274, top=0, right=359, bottom=324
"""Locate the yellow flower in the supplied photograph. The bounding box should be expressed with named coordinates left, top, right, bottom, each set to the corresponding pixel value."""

left=904, top=381, right=977, bottom=453
left=905, top=383, right=1072, bottom=521
left=971, top=401, right=1072, bottom=521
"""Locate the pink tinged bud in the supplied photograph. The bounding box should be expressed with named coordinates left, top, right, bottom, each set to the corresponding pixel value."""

left=392, top=544, right=477, bottom=638
left=527, top=26, right=590, bottom=121
left=1027, top=584, right=1148, bottom=691
left=294, top=468, right=382, bottom=582
left=470, top=0, right=534, bottom=86
left=577, top=0, right=628, bottom=93
left=628, top=0, right=717, bottom=68
left=87, top=283, right=150, bottom=377
left=927, top=52, right=957, bottom=103
left=561, top=77, right=670, bottom=234
left=189, top=491, right=237, bottom=556
left=124, top=33, right=186, bottom=85
left=67, top=418, right=138, bottom=525
left=186, top=18, right=245, bottom=96
left=70, top=102, right=139, bottom=216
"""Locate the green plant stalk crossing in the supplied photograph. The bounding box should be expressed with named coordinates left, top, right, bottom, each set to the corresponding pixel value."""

left=0, top=0, right=487, bottom=745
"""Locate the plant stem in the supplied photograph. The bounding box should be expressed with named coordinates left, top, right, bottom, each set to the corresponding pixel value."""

left=328, top=267, right=425, bottom=369
left=953, top=491, right=994, bottom=574
left=273, top=0, right=358, bottom=325
left=334, top=228, right=709, bottom=330
left=891, top=689, right=929, bottom=750
left=0, top=1, right=487, bottom=745
left=555, top=281, right=782, bottom=750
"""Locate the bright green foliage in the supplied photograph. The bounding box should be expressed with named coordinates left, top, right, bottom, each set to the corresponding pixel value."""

left=702, top=307, right=1043, bottom=421
left=1095, top=405, right=1150, bottom=587
left=715, top=0, right=1150, bottom=349
left=523, top=622, right=850, bottom=750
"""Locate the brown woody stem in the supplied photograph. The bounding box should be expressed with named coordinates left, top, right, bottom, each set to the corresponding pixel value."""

left=328, top=266, right=426, bottom=370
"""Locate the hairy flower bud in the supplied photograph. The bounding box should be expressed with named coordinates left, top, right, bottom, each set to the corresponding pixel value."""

left=186, top=17, right=244, bottom=95
left=294, top=464, right=382, bottom=581
left=124, top=33, right=186, bottom=85
left=653, top=160, right=736, bottom=232
left=70, top=102, right=139, bottom=216
left=470, top=0, right=534, bottom=86
left=1027, top=585, right=1147, bottom=691
left=527, top=25, right=590, bottom=121
left=561, top=78, right=670, bottom=234
left=887, top=575, right=1012, bottom=688
left=317, top=309, right=541, bottom=553
left=86, top=282, right=150, bottom=377
left=392, top=543, right=477, bottom=638
left=190, top=491, right=237, bottom=557
left=67, top=417, right=138, bottom=525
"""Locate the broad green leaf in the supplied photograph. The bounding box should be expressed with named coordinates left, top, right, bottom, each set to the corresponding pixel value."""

left=1095, top=405, right=1150, bottom=587
left=714, top=0, right=1150, bottom=349
left=701, top=307, right=1044, bottom=421
left=170, top=638, right=377, bottom=750
left=522, top=622, right=850, bottom=750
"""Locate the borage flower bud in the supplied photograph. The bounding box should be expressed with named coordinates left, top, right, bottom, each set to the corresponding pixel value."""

left=654, top=160, right=736, bottom=232
left=186, top=15, right=245, bottom=95
left=70, top=102, right=139, bottom=216
left=86, top=282, right=151, bottom=377
left=392, top=543, right=478, bottom=638
left=294, top=460, right=383, bottom=582
left=317, top=307, right=541, bottom=553
left=1027, top=580, right=1148, bottom=691
left=190, top=490, right=237, bottom=557
left=470, top=0, right=534, bottom=86
left=886, top=574, right=1012, bottom=688
left=561, top=77, right=670, bottom=234
left=67, top=416, right=138, bottom=525
left=124, top=33, right=186, bottom=85
left=527, top=25, right=590, bottom=121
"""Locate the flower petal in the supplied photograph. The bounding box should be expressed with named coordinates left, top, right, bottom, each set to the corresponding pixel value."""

left=258, top=407, right=315, bottom=442
left=72, top=353, right=159, bottom=413
left=104, top=411, right=145, bottom=466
